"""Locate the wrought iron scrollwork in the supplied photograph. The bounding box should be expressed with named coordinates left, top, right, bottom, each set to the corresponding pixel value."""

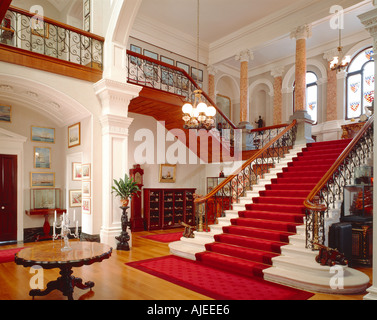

left=1, top=8, right=103, bottom=70
left=305, top=116, right=374, bottom=250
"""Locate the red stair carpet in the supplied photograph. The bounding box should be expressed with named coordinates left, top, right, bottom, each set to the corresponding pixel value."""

left=127, top=255, right=314, bottom=300
left=195, top=139, right=351, bottom=279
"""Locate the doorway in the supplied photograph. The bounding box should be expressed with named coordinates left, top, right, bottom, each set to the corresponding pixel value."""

left=0, top=154, right=17, bottom=242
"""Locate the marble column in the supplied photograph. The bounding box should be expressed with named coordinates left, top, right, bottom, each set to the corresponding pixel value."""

left=358, top=7, right=377, bottom=300
left=207, top=65, right=217, bottom=102
left=235, top=49, right=254, bottom=150
left=271, top=66, right=285, bottom=125
left=323, top=49, right=339, bottom=122
left=289, top=24, right=314, bottom=144
left=93, top=79, right=142, bottom=248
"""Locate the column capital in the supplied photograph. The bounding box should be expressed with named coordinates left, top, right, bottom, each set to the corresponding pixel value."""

left=290, top=24, right=312, bottom=41
left=235, top=49, right=254, bottom=63
left=271, top=66, right=285, bottom=78
left=94, top=78, right=142, bottom=117
left=323, top=48, right=339, bottom=62
left=207, top=65, right=218, bottom=76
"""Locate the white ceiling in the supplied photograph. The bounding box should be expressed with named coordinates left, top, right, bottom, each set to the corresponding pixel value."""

left=136, top=0, right=374, bottom=72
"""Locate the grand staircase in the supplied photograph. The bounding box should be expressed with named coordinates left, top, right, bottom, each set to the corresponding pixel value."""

left=170, top=138, right=370, bottom=294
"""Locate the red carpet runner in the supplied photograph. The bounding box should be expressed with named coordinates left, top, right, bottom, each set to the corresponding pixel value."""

left=127, top=255, right=314, bottom=300
left=0, top=247, right=24, bottom=263
left=195, top=139, right=351, bottom=279
left=141, top=232, right=183, bottom=243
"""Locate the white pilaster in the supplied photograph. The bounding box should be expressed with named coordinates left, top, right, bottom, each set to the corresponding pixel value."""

left=94, top=79, right=142, bottom=248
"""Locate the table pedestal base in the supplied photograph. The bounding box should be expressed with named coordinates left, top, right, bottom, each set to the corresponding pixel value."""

left=30, top=267, right=94, bottom=300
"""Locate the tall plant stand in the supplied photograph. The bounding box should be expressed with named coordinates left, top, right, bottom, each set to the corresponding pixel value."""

left=116, top=206, right=131, bottom=251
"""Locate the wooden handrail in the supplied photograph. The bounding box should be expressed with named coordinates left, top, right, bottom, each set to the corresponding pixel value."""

left=250, top=123, right=289, bottom=133
left=126, top=49, right=237, bottom=130
left=194, top=119, right=297, bottom=204
left=8, top=5, right=105, bottom=42
left=304, top=115, right=374, bottom=212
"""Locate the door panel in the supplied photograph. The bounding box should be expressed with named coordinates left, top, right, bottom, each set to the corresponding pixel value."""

left=0, top=155, right=17, bottom=241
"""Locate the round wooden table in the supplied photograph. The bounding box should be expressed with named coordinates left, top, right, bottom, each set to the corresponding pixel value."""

left=15, top=241, right=112, bottom=300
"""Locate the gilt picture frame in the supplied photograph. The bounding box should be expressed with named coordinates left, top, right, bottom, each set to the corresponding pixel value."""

left=159, top=164, right=176, bottom=183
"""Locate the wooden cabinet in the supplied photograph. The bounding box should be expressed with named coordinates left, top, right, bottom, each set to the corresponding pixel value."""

left=143, top=188, right=196, bottom=230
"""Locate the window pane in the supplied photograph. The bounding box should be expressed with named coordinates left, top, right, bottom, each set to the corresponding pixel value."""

left=306, top=85, right=317, bottom=124
left=348, top=48, right=373, bottom=73
left=363, top=61, right=374, bottom=110
left=347, top=74, right=362, bottom=119
left=306, top=72, right=317, bottom=85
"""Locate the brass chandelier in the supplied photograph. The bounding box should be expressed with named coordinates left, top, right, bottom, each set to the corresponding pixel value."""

left=330, top=27, right=351, bottom=72
left=182, top=0, right=216, bottom=130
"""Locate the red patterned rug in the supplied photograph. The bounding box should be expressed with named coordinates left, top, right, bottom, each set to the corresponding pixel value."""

left=141, top=232, right=183, bottom=243
left=0, top=247, right=24, bottom=263
left=126, top=255, right=314, bottom=300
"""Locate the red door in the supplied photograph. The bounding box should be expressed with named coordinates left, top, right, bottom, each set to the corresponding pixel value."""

left=0, top=154, right=17, bottom=242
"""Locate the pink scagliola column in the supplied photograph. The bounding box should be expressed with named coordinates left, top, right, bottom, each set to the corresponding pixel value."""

left=323, top=49, right=338, bottom=122
left=271, top=66, right=284, bottom=125
left=235, top=49, right=253, bottom=124
left=290, top=25, right=312, bottom=111
left=289, top=24, right=314, bottom=144
left=207, top=65, right=217, bottom=102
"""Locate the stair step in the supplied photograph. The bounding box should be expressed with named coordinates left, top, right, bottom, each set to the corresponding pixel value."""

left=222, top=225, right=293, bottom=243
left=238, top=210, right=304, bottom=223
left=231, top=217, right=300, bottom=233
left=205, top=242, right=278, bottom=265
left=195, top=251, right=269, bottom=278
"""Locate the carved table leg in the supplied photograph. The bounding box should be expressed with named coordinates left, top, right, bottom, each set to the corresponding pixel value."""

left=30, top=267, right=95, bottom=300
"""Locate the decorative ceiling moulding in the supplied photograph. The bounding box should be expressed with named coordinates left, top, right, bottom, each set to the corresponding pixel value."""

left=0, top=74, right=90, bottom=127
left=208, top=0, right=364, bottom=65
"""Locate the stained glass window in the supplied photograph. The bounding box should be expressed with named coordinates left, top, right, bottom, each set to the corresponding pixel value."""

left=346, top=47, right=374, bottom=119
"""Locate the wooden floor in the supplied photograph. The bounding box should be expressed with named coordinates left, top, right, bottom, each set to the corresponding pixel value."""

left=0, top=228, right=372, bottom=301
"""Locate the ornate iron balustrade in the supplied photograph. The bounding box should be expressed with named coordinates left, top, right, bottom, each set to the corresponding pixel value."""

left=304, top=115, right=374, bottom=250
left=194, top=120, right=297, bottom=232
left=250, top=123, right=292, bottom=149
left=0, top=6, right=104, bottom=70
left=126, top=50, right=237, bottom=148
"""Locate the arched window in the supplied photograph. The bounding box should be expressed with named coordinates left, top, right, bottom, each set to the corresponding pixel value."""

left=293, top=71, right=318, bottom=124
left=306, top=72, right=318, bottom=124
left=346, top=47, right=374, bottom=120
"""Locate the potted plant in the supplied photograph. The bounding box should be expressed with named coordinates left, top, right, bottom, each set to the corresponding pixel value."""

left=111, top=174, right=140, bottom=207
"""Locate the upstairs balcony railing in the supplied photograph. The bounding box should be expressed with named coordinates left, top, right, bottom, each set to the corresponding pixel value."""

left=194, top=120, right=297, bottom=232
left=126, top=50, right=237, bottom=148
left=0, top=6, right=104, bottom=70
left=304, top=115, right=374, bottom=250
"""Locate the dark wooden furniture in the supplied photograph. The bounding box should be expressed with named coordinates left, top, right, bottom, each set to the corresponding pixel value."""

left=15, top=241, right=112, bottom=300
left=143, top=188, right=196, bottom=230
left=26, top=209, right=66, bottom=241
left=129, top=164, right=144, bottom=231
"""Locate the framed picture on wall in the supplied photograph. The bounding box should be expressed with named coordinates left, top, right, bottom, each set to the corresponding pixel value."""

left=68, top=122, right=81, bottom=148
left=216, top=94, right=232, bottom=120
left=31, top=126, right=55, bottom=143
left=191, top=67, right=203, bottom=82
left=0, top=105, right=11, bottom=122
left=30, top=172, right=55, bottom=188
left=72, top=162, right=82, bottom=181
left=82, top=181, right=91, bottom=197
left=34, top=146, right=51, bottom=169
left=82, top=197, right=91, bottom=214
left=69, top=189, right=82, bottom=207
left=82, top=163, right=91, bottom=180
left=159, top=164, right=176, bottom=183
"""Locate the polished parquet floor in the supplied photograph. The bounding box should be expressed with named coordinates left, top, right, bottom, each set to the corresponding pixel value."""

left=0, top=228, right=372, bottom=301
